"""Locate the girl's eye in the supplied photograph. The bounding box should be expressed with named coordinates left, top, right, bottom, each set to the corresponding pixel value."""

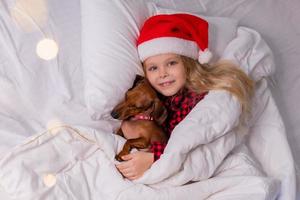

left=147, top=66, right=157, bottom=71
left=168, top=60, right=178, bottom=66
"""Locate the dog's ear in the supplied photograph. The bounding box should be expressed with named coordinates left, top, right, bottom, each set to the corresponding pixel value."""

left=130, top=74, right=144, bottom=89
left=152, top=99, right=168, bottom=125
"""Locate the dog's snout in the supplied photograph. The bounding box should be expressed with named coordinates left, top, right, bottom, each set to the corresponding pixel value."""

left=111, top=110, right=119, bottom=119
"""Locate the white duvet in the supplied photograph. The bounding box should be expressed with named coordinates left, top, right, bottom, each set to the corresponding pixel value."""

left=0, top=27, right=285, bottom=200
left=0, top=0, right=297, bottom=199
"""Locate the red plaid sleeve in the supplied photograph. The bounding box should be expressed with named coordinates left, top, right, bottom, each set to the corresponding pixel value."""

left=150, top=141, right=166, bottom=161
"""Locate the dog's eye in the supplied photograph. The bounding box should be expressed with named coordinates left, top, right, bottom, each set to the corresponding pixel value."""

left=134, top=105, right=143, bottom=109
left=128, top=104, right=144, bottom=110
left=137, top=101, right=153, bottom=110
left=128, top=105, right=135, bottom=108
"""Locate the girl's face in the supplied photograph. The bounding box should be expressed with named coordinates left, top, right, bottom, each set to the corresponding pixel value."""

left=143, top=53, right=186, bottom=96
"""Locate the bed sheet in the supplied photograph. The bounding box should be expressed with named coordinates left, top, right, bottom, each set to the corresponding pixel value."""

left=0, top=0, right=299, bottom=199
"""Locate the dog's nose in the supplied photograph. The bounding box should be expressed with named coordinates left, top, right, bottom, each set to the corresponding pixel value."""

left=111, top=110, right=119, bottom=119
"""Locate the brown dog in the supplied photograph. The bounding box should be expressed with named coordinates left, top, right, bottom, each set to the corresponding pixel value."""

left=111, top=75, right=167, bottom=161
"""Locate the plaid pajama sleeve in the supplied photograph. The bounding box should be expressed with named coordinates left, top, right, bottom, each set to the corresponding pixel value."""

left=150, top=141, right=166, bottom=161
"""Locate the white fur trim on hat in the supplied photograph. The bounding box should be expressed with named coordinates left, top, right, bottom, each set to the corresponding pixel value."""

left=198, top=48, right=213, bottom=64
left=138, top=37, right=199, bottom=62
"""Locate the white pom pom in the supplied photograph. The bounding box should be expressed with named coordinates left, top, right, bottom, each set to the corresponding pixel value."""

left=198, top=49, right=213, bottom=64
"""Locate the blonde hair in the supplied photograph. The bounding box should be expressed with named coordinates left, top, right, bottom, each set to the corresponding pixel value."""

left=181, top=56, right=254, bottom=115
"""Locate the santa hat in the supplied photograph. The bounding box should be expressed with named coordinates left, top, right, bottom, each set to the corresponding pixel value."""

left=137, top=13, right=213, bottom=64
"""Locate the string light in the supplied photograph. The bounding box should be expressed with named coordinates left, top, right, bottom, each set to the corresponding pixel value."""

left=47, top=119, right=65, bottom=135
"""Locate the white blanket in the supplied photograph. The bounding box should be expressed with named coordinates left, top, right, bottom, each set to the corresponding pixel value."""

left=0, top=27, right=281, bottom=199
left=0, top=122, right=278, bottom=200
left=0, top=114, right=279, bottom=200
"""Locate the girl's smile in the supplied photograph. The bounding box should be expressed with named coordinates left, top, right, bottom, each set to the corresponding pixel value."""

left=159, top=80, right=175, bottom=87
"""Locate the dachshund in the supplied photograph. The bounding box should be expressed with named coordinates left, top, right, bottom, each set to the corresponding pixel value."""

left=111, top=75, right=167, bottom=162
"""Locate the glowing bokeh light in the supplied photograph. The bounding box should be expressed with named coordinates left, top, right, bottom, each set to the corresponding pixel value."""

left=10, top=0, right=48, bottom=32
left=36, top=39, right=59, bottom=60
left=43, top=173, right=57, bottom=187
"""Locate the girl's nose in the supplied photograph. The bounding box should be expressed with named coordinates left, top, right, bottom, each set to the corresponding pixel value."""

left=159, top=67, right=168, bottom=78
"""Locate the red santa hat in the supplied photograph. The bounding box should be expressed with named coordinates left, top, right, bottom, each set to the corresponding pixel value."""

left=137, top=13, right=213, bottom=64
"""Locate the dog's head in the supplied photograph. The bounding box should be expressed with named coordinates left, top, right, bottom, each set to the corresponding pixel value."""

left=111, top=75, right=167, bottom=125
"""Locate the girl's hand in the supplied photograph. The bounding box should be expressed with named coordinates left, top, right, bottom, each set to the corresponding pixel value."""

left=116, top=151, right=154, bottom=180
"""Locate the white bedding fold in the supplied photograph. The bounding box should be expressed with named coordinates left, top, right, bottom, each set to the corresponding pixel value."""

left=221, top=27, right=275, bottom=81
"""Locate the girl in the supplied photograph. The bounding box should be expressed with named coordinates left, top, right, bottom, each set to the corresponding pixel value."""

left=116, top=13, right=254, bottom=180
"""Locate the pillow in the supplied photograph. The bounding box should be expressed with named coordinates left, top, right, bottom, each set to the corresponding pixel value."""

left=81, top=0, right=150, bottom=120
left=81, top=1, right=239, bottom=120
left=152, top=0, right=206, bottom=14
